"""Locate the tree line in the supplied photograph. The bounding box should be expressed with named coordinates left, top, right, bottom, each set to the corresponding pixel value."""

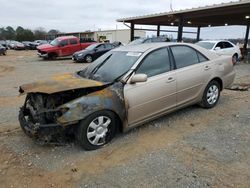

left=0, top=26, right=60, bottom=41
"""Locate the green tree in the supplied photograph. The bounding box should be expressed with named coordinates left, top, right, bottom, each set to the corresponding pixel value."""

left=34, top=27, right=47, bottom=40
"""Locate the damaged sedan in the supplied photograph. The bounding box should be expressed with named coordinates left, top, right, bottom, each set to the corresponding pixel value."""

left=19, top=43, right=235, bottom=150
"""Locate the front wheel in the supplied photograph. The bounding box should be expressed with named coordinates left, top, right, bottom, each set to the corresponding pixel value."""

left=76, top=111, right=117, bottom=150
left=85, top=55, right=93, bottom=63
left=200, top=80, right=221, bottom=108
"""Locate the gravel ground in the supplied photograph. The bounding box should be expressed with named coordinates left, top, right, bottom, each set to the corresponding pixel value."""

left=0, top=50, right=249, bottom=188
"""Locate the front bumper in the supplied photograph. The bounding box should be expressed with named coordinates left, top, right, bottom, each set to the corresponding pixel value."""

left=19, top=107, right=62, bottom=142
left=37, top=52, right=48, bottom=58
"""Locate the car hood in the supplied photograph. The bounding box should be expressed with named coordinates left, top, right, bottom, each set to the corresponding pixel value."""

left=74, top=49, right=90, bottom=55
left=19, top=73, right=106, bottom=94
left=37, top=44, right=55, bottom=50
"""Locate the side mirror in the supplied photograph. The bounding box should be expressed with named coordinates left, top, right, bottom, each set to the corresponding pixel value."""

left=214, top=47, right=221, bottom=50
left=130, top=74, right=147, bottom=84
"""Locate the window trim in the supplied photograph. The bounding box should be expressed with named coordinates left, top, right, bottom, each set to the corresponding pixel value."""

left=134, top=47, right=174, bottom=78
left=169, top=45, right=209, bottom=70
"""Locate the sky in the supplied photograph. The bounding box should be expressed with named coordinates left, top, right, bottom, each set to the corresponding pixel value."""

left=0, top=0, right=248, bottom=39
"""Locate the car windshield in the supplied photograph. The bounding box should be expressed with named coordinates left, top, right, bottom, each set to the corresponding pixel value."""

left=78, top=51, right=142, bottom=82
left=127, top=38, right=146, bottom=46
left=86, top=43, right=100, bottom=50
left=50, top=39, right=59, bottom=46
left=196, top=42, right=215, bottom=50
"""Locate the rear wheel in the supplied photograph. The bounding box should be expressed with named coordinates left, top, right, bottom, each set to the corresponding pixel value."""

left=200, top=80, right=220, bottom=108
left=85, top=55, right=93, bottom=63
left=76, top=110, right=117, bottom=150
left=232, top=54, right=238, bottom=65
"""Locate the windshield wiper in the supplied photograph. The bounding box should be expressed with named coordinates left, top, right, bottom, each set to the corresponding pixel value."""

left=90, top=54, right=112, bottom=76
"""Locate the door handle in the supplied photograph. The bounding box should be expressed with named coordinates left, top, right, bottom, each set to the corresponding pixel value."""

left=204, top=66, right=211, bottom=70
left=166, top=77, right=175, bottom=83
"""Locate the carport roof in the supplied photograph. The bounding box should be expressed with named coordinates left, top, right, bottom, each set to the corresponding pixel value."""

left=117, top=0, right=250, bottom=27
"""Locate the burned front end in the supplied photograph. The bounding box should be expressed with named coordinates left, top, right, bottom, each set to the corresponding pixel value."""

left=19, top=92, right=79, bottom=144
left=18, top=81, right=126, bottom=144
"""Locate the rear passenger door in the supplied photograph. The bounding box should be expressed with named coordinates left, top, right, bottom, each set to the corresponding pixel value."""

left=69, top=38, right=79, bottom=54
left=170, top=45, right=212, bottom=106
left=222, top=42, right=234, bottom=56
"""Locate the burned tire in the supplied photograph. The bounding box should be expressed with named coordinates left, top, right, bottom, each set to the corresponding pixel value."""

left=76, top=110, right=116, bottom=150
left=200, top=80, right=221, bottom=109
left=85, top=55, right=93, bottom=63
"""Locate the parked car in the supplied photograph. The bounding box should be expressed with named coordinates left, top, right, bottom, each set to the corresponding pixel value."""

left=37, top=36, right=96, bottom=59
left=19, top=43, right=235, bottom=150
left=34, top=40, right=48, bottom=46
left=0, top=44, right=7, bottom=55
left=13, top=42, right=25, bottom=50
left=72, top=43, right=116, bottom=63
left=22, top=41, right=38, bottom=50
left=127, top=36, right=170, bottom=46
left=8, top=41, right=18, bottom=49
left=196, top=40, right=241, bottom=65
left=0, top=40, right=8, bottom=49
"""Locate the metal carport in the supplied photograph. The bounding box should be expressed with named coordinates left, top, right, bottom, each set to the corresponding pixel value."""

left=117, top=0, right=250, bottom=54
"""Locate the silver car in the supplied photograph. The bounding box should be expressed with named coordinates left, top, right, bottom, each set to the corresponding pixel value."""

left=19, top=43, right=235, bottom=150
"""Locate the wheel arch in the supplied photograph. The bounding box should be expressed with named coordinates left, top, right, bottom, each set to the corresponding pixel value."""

left=210, top=77, right=223, bottom=91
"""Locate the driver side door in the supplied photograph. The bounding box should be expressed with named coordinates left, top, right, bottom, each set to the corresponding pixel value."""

left=124, top=47, right=177, bottom=126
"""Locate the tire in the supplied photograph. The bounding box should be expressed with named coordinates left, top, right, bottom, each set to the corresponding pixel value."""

left=48, top=53, right=57, bottom=60
left=232, top=54, right=238, bottom=65
left=76, top=110, right=117, bottom=150
left=85, top=55, right=93, bottom=63
left=200, top=80, right=221, bottom=109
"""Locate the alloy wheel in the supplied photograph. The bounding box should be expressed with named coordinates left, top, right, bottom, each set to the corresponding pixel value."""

left=86, top=116, right=111, bottom=146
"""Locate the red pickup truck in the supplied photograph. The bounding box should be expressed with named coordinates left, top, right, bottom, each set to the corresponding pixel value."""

left=37, top=36, right=96, bottom=59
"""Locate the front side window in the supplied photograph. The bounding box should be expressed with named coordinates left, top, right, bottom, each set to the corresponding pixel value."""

left=215, top=42, right=224, bottom=49
left=170, top=46, right=199, bottom=69
left=70, top=39, right=78, bottom=45
left=136, top=48, right=171, bottom=77
left=60, top=40, right=68, bottom=46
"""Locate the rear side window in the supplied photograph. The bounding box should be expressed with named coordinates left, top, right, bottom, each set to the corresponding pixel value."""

left=197, top=52, right=208, bottom=62
left=136, top=48, right=171, bottom=77
left=223, top=42, right=233, bottom=48
left=170, top=46, right=199, bottom=69
left=70, top=39, right=78, bottom=45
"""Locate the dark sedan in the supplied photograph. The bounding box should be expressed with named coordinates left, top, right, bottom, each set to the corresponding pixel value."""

left=72, top=43, right=115, bottom=63
left=0, top=44, right=7, bottom=55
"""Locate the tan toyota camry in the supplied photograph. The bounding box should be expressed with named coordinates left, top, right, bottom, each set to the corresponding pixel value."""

left=19, top=43, right=235, bottom=150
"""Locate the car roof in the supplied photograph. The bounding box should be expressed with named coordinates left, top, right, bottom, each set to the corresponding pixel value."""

left=113, top=42, right=219, bottom=60
left=113, top=42, right=193, bottom=52
left=57, top=36, right=78, bottom=40
left=198, top=40, right=231, bottom=43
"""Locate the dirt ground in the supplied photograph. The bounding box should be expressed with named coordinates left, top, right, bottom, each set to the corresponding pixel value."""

left=0, top=50, right=249, bottom=188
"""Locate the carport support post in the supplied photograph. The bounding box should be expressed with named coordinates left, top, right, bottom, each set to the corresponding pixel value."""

left=130, top=23, right=135, bottom=42
left=196, top=26, right=201, bottom=42
left=244, top=23, right=249, bottom=55
left=177, top=17, right=183, bottom=42
left=157, top=25, right=161, bottom=36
